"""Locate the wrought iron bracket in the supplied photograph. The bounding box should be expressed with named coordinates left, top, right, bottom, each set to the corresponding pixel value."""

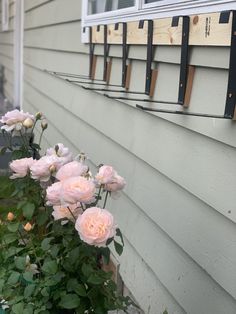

left=178, top=16, right=190, bottom=105
left=224, top=10, right=236, bottom=119
left=139, top=19, right=154, bottom=95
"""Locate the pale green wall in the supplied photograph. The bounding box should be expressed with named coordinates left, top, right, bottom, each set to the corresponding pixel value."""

left=0, top=0, right=15, bottom=103
left=1, top=0, right=236, bottom=313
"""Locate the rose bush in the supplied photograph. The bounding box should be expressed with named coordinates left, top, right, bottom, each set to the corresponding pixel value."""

left=0, top=110, right=134, bottom=314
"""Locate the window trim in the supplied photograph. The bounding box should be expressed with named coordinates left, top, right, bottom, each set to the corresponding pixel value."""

left=82, top=0, right=236, bottom=42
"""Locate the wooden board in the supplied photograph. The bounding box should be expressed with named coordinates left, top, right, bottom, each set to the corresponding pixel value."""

left=92, top=11, right=232, bottom=46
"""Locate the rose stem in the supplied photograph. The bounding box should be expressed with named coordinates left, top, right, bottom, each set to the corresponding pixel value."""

left=103, top=191, right=109, bottom=209
left=67, top=206, right=77, bottom=222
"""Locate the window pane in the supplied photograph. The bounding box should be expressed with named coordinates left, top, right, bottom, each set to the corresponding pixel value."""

left=145, top=0, right=162, bottom=3
left=118, top=0, right=135, bottom=9
left=88, top=0, right=135, bottom=15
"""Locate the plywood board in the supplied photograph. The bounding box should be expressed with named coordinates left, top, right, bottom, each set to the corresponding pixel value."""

left=91, top=11, right=232, bottom=46
left=189, top=12, right=232, bottom=46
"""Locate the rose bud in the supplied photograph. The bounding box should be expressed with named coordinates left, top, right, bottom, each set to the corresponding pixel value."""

left=49, top=164, right=56, bottom=173
left=41, top=120, right=48, bottom=130
left=35, top=112, right=42, bottom=120
left=23, top=117, right=34, bottom=128
left=7, top=212, right=15, bottom=221
left=24, top=222, right=33, bottom=232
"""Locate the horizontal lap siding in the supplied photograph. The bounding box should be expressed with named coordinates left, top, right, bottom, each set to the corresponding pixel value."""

left=0, top=0, right=15, bottom=103
left=23, top=0, right=236, bottom=313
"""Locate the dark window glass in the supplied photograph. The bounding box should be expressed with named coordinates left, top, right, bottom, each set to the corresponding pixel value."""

left=145, top=0, right=161, bottom=3
left=88, top=0, right=135, bottom=15
left=118, top=0, right=135, bottom=9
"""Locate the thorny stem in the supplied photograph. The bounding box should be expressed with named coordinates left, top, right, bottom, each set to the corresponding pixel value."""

left=80, top=202, right=86, bottom=212
left=95, top=184, right=103, bottom=206
left=29, top=233, right=42, bottom=271
left=67, top=206, right=77, bottom=222
left=38, top=129, right=45, bottom=149
left=103, top=191, right=109, bottom=209
left=30, top=119, right=37, bottom=137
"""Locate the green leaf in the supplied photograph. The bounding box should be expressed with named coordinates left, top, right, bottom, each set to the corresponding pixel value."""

left=0, top=279, right=5, bottom=293
left=22, top=202, right=35, bottom=220
left=24, top=284, right=35, bottom=298
left=116, top=228, right=124, bottom=246
left=66, top=279, right=87, bottom=297
left=17, top=200, right=27, bottom=210
left=114, top=241, right=123, bottom=256
left=23, top=271, right=34, bottom=283
left=163, top=311, right=168, bottom=314
left=15, top=256, right=26, bottom=270
left=66, top=278, right=77, bottom=292
left=41, top=237, right=53, bottom=251
left=74, top=284, right=87, bottom=297
left=5, top=246, right=24, bottom=259
left=106, top=237, right=113, bottom=246
left=2, top=233, right=17, bottom=244
left=7, top=222, right=20, bottom=233
left=41, top=287, right=50, bottom=297
left=59, top=294, right=80, bottom=309
left=30, top=143, right=40, bottom=150
left=42, top=260, right=58, bottom=275
left=36, top=211, right=49, bottom=226
left=12, top=303, right=24, bottom=314
left=50, top=245, right=60, bottom=258
left=87, top=273, right=105, bottom=285
left=7, top=271, right=20, bottom=285
left=23, top=305, right=34, bottom=314
left=81, top=263, right=94, bottom=277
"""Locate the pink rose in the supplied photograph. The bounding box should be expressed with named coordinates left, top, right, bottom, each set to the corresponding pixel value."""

left=9, top=157, right=36, bottom=179
left=95, top=165, right=115, bottom=184
left=75, top=207, right=116, bottom=247
left=52, top=204, right=82, bottom=221
left=62, top=176, right=95, bottom=205
left=105, top=174, right=126, bottom=192
left=0, top=109, right=34, bottom=132
left=46, top=143, right=73, bottom=166
left=56, top=161, right=88, bottom=181
left=46, top=181, right=62, bottom=206
left=30, top=155, right=62, bottom=182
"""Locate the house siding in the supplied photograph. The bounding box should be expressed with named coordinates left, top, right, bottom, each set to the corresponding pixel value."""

left=0, top=0, right=15, bottom=103
left=0, top=0, right=236, bottom=313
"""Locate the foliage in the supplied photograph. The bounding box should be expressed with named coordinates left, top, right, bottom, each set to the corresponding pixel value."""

left=0, top=110, right=134, bottom=313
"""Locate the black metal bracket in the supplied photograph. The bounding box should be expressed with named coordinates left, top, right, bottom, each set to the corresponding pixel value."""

left=114, top=22, right=129, bottom=87
left=136, top=104, right=230, bottom=119
left=103, top=25, right=110, bottom=81
left=82, top=86, right=145, bottom=94
left=104, top=94, right=178, bottom=105
left=88, top=26, right=95, bottom=79
left=178, top=16, right=190, bottom=104
left=139, top=19, right=154, bottom=95
left=224, top=11, right=236, bottom=119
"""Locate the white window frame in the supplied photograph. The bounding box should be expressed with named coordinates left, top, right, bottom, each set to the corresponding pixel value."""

left=82, top=0, right=236, bottom=42
left=84, top=0, right=139, bottom=21
left=1, top=0, right=9, bottom=32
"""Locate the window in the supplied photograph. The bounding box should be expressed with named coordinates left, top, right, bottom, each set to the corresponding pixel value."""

left=88, top=0, right=135, bottom=15
left=82, top=0, right=236, bottom=41
left=1, top=0, right=9, bottom=32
